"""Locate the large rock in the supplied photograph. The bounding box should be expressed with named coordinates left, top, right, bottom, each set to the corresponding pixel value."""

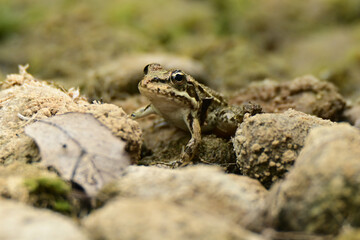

left=83, top=198, right=264, bottom=240
left=263, top=124, right=360, bottom=234
left=0, top=199, right=88, bottom=240
left=230, top=75, right=345, bottom=121
left=344, top=100, right=360, bottom=128
left=98, top=165, right=267, bottom=226
left=336, top=228, right=360, bottom=240
left=233, top=109, right=333, bottom=188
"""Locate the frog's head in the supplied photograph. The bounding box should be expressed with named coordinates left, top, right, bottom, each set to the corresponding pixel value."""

left=138, top=63, right=198, bottom=108
left=139, top=63, right=189, bottom=91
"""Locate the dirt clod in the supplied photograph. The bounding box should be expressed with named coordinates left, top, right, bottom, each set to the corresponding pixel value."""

left=230, top=75, right=346, bottom=121
left=233, top=109, right=333, bottom=188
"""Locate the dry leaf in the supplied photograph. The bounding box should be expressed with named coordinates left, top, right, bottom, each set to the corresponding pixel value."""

left=25, top=112, right=130, bottom=196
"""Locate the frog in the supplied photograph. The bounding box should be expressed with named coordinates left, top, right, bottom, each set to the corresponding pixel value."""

left=131, top=63, right=262, bottom=167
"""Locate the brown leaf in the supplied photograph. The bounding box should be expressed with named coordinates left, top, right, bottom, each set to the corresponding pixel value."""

left=25, top=112, right=130, bottom=196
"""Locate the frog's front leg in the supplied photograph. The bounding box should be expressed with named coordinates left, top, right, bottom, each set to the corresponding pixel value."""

left=130, top=104, right=156, bottom=119
left=175, top=113, right=201, bottom=167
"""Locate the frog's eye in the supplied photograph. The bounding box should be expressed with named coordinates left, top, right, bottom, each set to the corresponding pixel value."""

left=170, top=71, right=186, bottom=85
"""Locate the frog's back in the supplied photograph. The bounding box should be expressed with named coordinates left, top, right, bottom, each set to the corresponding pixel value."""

left=195, top=81, right=228, bottom=107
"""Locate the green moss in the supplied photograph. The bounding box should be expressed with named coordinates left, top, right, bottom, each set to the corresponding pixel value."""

left=24, top=177, right=72, bottom=214
left=53, top=200, right=72, bottom=213
left=24, top=177, right=71, bottom=195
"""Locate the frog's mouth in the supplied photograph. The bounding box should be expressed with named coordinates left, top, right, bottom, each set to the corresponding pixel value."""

left=138, top=83, right=170, bottom=99
left=139, top=84, right=198, bottom=109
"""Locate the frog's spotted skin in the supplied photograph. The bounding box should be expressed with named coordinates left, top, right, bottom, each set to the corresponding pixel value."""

left=131, top=63, right=261, bottom=167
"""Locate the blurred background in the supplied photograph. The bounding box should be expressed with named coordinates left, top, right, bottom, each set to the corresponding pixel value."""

left=1, top=0, right=360, bottom=100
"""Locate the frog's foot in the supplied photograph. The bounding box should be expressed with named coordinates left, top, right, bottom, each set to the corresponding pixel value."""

left=130, top=104, right=156, bottom=119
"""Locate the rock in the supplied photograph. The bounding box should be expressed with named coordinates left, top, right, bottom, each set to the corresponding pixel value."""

left=196, top=134, right=237, bottom=172
left=0, top=67, right=142, bottom=164
left=233, top=109, right=333, bottom=188
left=97, top=165, right=267, bottom=226
left=230, top=75, right=345, bottom=121
left=344, top=101, right=360, bottom=128
left=0, top=199, right=88, bottom=240
left=264, top=124, right=360, bottom=234
left=83, top=198, right=264, bottom=240
left=84, top=53, right=207, bottom=102
left=336, top=227, right=360, bottom=240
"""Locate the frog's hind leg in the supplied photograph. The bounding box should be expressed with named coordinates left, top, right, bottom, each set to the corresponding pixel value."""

left=214, top=103, right=262, bottom=137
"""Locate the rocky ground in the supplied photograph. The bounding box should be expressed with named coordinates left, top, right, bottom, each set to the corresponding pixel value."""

left=0, top=60, right=359, bottom=240
left=1, top=0, right=360, bottom=239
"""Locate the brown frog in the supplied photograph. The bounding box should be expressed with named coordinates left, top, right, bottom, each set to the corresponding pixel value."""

left=131, top=63, right=261, bottom=166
